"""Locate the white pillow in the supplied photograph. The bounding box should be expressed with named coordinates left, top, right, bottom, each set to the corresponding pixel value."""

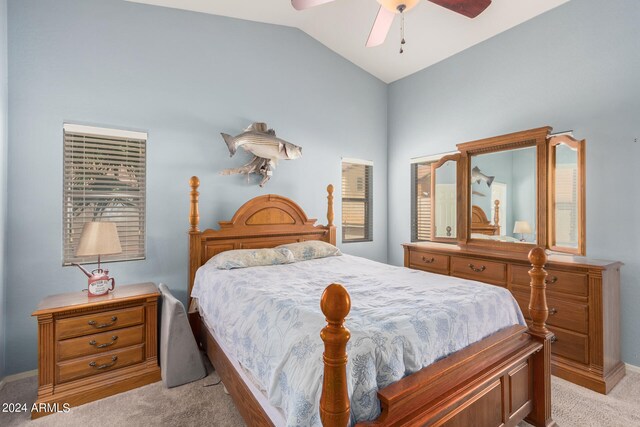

left=277, top=241, right=342, bottom=262
left=207, top=248, right=294, bottom=270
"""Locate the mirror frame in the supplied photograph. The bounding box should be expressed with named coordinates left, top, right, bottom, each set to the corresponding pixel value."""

left=456, top=126, right=551, bottom=252
left=430, top=153, right=461, bottom=243
left=547, top=134, right=586, bottom=255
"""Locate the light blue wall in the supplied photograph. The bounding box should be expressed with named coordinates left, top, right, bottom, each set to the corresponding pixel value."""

left=0, top=0, right=7, bottom=379
left=5, top=0, right=388, bottom=374
left=388, top=0, right=640, bottom=365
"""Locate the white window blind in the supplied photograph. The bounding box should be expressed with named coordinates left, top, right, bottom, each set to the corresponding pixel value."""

left=341, top=159, right=373, bottom=243
left=63, top=124, right=147, bottom=265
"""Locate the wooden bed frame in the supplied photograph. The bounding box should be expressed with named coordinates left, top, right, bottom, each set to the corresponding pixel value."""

left=471, top=201, right=501, bottom=236
left=187, top=176, right=555, bottom=427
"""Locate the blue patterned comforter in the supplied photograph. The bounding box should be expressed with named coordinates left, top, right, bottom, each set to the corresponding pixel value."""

left=192, top=254, right=525, bottom=426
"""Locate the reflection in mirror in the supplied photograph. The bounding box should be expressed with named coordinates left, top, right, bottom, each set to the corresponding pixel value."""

left=470, top=146, right=537, bottom=244
left=433, top=160, right=456, bottom=239
left=413, top=162, right=433, bottom=241
left=553, top=141, right=580, bottom=250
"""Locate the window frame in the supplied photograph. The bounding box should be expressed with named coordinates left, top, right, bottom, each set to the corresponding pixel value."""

left=341, top=158, right=373, bottom=243
left=62, top=123, right=148, bottom=266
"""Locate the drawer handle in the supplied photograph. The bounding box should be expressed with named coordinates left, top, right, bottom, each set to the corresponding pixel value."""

left=468, top=263, right=486, bottom=273
left=88, top=316, right=118, bottom=329
left=550, top=335, right=558, bottom=344
left=422, top=256, right=435, bottom=264
left=89, top=336, right=118, bottom=348
left=89, top=356, right=118, bottom=370
left=549, top=308, right=558, bottom=316
left=545, top=276, right=558, bottom=285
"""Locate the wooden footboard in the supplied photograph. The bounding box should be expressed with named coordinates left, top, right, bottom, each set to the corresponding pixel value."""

left=320, top=248, right=556, bottom=427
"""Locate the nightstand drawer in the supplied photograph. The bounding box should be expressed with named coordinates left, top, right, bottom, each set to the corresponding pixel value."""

left=409, top=250, right=449, bottom=274
left=56, top=344, right=145, bottom=384
left=57, top=325, right=145, bottom=361
left=56, top=306, right=144, bottom=340
left=511, top=265, right=588, bottom=297
left=450, top=256, right=507, bottom=285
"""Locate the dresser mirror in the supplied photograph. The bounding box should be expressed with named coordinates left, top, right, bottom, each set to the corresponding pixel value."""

left=430, top=154, right=460, bottom=241
left=424, top=126, right=585, bottom=254
left=456, top=127, right=550, bottom=252
left=469, top=146, right=537, bottom=244
left=548, top=134, right=586, bottom=255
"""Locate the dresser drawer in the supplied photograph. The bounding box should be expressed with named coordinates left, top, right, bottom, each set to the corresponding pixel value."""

left=409, top=250, right=449, bottom=274
left=56, top=306, right=144, bottom=340
left=549, top=326, right=589, bottom=365
left=511, top=265, right=588, bottom=297
left=56, top=344, right=145, bottom=384
left=513, top=292, right=589, bottom=334
left=450, top=256, right=507, bottom=285
left=57, top=325, right=145, bottom=361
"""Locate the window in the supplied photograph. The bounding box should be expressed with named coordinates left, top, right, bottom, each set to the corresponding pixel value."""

left=341, top=159, right=372, bottom=242
left=63, top=124, right=147, bottom=265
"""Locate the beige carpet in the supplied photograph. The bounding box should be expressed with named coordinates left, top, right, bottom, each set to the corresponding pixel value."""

left=1, top=367, right=638, bottom=426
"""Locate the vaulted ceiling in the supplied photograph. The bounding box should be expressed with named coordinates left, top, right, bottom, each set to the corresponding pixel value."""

left=125, top=0, right=569, bottom=83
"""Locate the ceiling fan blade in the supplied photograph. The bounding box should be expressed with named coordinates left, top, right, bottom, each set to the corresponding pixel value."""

left=427, top=0, right=492, bottom=18
left=366, top=6, right=396, bottom=48
left=291, top=0, right=337, bottom=11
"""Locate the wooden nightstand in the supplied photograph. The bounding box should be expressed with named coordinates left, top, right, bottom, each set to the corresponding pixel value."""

left=31, top=282, right=161, bottom=418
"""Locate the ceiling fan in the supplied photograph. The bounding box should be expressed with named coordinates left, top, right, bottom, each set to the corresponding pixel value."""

left=291, top=0, right=492, bottom=50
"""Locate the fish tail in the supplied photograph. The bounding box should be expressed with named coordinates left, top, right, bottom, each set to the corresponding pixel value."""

left=221, top=133, right=237, bottom=157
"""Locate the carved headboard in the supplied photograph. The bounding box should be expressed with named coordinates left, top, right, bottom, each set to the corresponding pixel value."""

left=470, top=200, right=500, bottom=236
left=187, top=176, right=336, bottom=309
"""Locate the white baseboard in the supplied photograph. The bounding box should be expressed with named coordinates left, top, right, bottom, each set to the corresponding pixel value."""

left=626, top=363, right=640, bottom=374
left=0, top=369, right=38, bottom=392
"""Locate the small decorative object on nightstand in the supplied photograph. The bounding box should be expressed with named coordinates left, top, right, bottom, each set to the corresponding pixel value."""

left=31, top=283, right=161, bottom=418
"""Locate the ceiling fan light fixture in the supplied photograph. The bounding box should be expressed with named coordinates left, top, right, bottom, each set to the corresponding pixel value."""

left=377, top=0, right=419, bottom=13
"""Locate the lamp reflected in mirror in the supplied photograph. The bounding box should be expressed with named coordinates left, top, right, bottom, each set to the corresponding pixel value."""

left=513, top=220, right=532, bottom=242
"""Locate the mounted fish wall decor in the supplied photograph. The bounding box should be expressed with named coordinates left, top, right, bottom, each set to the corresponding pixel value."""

left=219, top=122, right=302, bottom=187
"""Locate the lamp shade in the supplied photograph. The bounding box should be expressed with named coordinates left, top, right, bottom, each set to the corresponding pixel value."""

left=75, top=222, right=122, bottom=257
left=513, top=221, right=532, bottom=234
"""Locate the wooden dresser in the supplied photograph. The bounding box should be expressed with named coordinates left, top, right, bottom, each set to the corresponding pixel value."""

left=403, top=242, right=625, bottom=394
left=31, top=283, right=161, bottom=418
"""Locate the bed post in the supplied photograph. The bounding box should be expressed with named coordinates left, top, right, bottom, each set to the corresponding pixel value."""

left=320, top=283, right=351, bottom=427
left=493, top=200, right=500, bottom=234
left=526, top=247, right=556, bottom=427
left=326, top=184, right=337, bottom=245
left=188, top=176, right=202, bottom=342
left=327, top=184, right=334, bottom=227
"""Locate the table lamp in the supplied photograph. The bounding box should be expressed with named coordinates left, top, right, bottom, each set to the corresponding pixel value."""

left=513, top=220, right=532, bottom=242
left=73, top=221, right=122, bottom=296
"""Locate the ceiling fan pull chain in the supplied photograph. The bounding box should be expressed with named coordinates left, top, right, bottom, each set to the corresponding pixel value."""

left=399, top=5, right=406, bottom=54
